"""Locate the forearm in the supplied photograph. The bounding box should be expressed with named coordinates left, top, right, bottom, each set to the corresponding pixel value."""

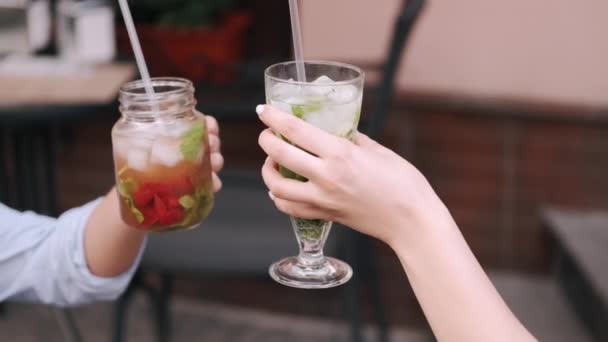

left=389, top=206, right=536, bottom=342
left=84, top=188, right=146, bottom=277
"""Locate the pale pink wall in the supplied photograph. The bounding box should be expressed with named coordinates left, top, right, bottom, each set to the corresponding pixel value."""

left=302, top=0, right=608, bottom=106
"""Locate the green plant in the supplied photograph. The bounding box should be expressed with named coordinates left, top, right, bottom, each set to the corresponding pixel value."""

left=127, top=0, right=239, bottom=28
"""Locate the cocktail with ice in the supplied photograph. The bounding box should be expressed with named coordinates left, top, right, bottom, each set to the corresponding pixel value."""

left=265, top=61, right=364, bottom=288
left=112, top=78, right=214, bottom=232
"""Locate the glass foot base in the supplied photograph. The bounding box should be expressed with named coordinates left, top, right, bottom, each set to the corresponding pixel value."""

left=269, top=256, right=353, bottom=289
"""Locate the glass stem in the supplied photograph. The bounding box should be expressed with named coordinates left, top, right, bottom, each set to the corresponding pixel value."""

left=298, top=238, right=326, bottom=267
left=292, top=219, right=333, bottom=268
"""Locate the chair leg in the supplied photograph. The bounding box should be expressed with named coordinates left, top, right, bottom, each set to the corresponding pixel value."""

left=345, top=278, right=364, bottom=342
left=342, top=229, right=364, bottom=342
left=13, top=130, right=33, bottom=211
left=0, top=130, right=8, bottom=204
left=41, top=127, right=58, bottom=215
left=155, top=273, right=173, bottom=342
left=360, top=236, right=389, bottom=342
left=53, top=309, right=83, bottom=342
left=112, top=275, right=139, bottom=342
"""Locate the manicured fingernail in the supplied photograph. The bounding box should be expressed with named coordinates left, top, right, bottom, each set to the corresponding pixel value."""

left=268, top=191, right=275, bottom=200
left=256, top=104, right=265, bottom=115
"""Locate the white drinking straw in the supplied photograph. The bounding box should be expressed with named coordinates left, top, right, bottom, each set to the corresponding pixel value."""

left=288, top=0, right=307, bottom=82
left=117, top=0, right=155, bottom=96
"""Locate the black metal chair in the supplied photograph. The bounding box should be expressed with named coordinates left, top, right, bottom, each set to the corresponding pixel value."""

left=342, top=1, right=426, bottom=341
left=112, top=1, right=426, bottom=341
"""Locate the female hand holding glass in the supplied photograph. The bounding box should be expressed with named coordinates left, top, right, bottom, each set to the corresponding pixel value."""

left=257, top=105, right=537, bottom=342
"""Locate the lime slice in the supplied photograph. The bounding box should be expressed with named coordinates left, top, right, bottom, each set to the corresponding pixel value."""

left=291, top=102, right=322, bottom=119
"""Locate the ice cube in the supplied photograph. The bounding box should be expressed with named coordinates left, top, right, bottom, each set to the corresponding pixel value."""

left=271, top=80, right=300, bottom=99
left=328, top=85, right=358, bottom=104
left=269, top=100, right=293, bottom=115
left=163, top=121, right=192, bottom=138
left=306, top=75, right=335, bottom=97
left=313, top=75, right=334, bottom=83
left=307, top=86, right=333, bottom=97
left=150, top=139, right=183, bottom=167
left=336, top=100, right=360, bottom=120
left=127, top=148, right=149, bottom=171
left=335, top=101, right=360, bottom=137
left=303, top=108, right=340, bottom=135
left=113, top=136, right=130, bottom=160
left=129, top=136, right=155, bottom=150
left=336, top=120, right=356, bottom=138
left=130, top=121, right=162, bottom=137
left=283, top=96, right=307, bottom=105
left=303, top=102, right=359, bottom=137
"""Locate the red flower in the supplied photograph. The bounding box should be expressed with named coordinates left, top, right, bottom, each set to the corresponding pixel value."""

left=134, top=182, right=184, bottom=228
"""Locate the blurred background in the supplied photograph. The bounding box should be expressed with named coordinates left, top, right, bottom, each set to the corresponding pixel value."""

left=0, top=0, right=606, bottom=341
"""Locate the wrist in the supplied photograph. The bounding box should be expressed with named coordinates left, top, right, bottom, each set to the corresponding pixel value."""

left=85, top=188, right=146, bottom=276
left=385, top=193, right=457, bottom=262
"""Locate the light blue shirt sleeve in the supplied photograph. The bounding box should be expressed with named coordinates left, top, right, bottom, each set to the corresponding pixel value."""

left=0, top=199, right=145, bottom=306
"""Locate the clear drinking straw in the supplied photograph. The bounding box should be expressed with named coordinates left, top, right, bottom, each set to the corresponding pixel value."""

left=117, top=0, right=155, bottom=96
left=288, top=0, right=307, bottom=83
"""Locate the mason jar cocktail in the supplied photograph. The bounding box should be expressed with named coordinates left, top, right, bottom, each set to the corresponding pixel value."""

left=112, top=78, right=214, bottom=232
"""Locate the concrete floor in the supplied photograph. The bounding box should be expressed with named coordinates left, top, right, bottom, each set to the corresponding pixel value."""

left=0, top=271, right=593, bottom=342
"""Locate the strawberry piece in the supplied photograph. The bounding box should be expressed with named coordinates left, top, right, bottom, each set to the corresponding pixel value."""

left=154, top=194, right=167, bottom=216
left=134, top=187, right=155, bottom=208
left=141, top=207, right=159, bottom=228
left=159, top=208, right=183, bottom=225
left=166, top=195, right=180, bottom=209
left=131, top=179, right=190, bottom=228
left=149, top=183, right=172, bottom=197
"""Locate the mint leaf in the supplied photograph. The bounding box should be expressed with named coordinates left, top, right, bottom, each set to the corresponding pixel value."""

left=118, top=178, right=137, bottom=197
left=179, top=195, right=196, bottom=209
left=294, top=218, right=326, bottom=240
left=279, top=165, right=308, bottom=182
left=292, top=106, right=306, bottom=118
left=180, top=185, right=213, bottom=226
left=180, top=209, right=195, bottom=226
left=118, top=177, right=143, bottom=223
left=125, top=197, right=144, bottom=224
left=291, top=102, right=322, bottom=119
left=196, top=185, right=210, bottom=200
left=118, top=165, right=129, bottom=177
left=180, top=122, right=204, bottom=161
